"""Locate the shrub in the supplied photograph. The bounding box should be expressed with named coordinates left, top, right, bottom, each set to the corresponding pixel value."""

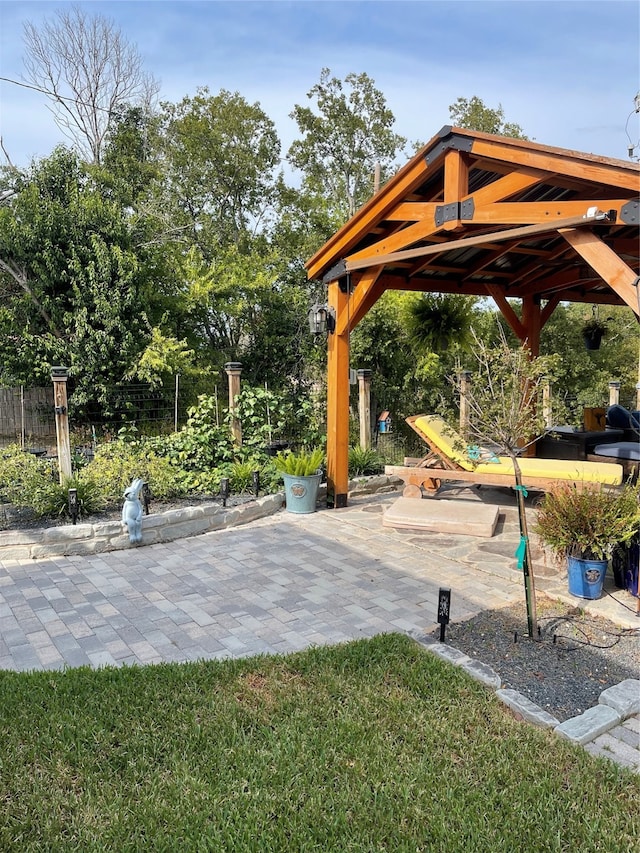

left=274, top=448, right=324, bottom=477
left=27, top=475, right=106, bottom=519
left=84, top=440, right=187, bottom=502
left=348, top=446, right=384, bottom=477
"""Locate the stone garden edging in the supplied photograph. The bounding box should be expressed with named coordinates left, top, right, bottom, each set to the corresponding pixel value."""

left=0, top=475, right=402, bottom=561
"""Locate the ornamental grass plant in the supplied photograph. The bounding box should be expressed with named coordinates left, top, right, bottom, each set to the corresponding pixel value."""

left=534, top=482, right=640, bottom=560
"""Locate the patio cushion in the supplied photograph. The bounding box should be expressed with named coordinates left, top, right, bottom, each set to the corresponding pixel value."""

left=592, top=441, right=640, bottom=461
left=607, top=405, right=640, bottom=431
left=413, top=415, right=624, bottom=485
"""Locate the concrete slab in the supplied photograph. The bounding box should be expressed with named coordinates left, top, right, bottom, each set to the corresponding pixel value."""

left=382, top=496, right=499, bottom=537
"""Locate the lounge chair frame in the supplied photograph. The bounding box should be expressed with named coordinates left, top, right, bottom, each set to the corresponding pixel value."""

left=385, top=415, right=624, bottom=497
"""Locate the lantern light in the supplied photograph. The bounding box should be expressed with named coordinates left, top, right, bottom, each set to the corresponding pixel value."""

left=308, top=303, right=336, bottom=336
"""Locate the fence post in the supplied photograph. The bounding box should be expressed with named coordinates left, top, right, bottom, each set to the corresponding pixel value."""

left=51, top=367, right=72, bottom=483
left=357, top=369, right=372, bottom=450
left=608, top=380, right=620, bottom=407
left=459, top=371, right=472, bottom=438
left=224, top=362, right=243, bottom=446
left=542, top=379, right=552, bottom=428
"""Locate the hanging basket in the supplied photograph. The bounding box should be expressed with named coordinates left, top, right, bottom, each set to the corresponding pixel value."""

left=582, top=329, right=603, bottom=351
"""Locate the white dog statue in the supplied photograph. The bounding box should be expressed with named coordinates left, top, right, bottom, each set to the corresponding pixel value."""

left=122, top=478, right=145, bottom=544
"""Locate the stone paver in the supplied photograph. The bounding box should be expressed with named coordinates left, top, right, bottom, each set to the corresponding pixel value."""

left=1, top=490, right=638, bottom=773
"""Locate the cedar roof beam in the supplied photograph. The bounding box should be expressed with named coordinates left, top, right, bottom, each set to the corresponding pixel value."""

left=560, top=227, right=640, bottom=315
left=469, top=200, right=628, bottom=225
left=335, top=267, right=385, bottom=335
left=485, top=284, right=526, bottom=339
left=344, top=212, right=612, bottom=273
left=469, top=138, right=640, bottom=192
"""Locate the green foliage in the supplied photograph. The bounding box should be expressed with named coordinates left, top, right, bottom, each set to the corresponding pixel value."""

left=274, top=447, right=324, bottom=477
left=26, top=474, right=106, bottom=520
left=449, top=95, right=528, bottom=139
left=348, top=446, right=384, bottom=477
left=0, top=147, right=156, bottom=411
left=161, top=87, right=281, bottom=250
left=457, top=327, right=565, bottom=456
left=149, top=395, right=235, bottom=472
left=0, top=445, right=58, bottom=508
left=0, top=446, right=106, bottom=519
left=535, top=483, right=640, bottom=560
left=288, top=67, right=407, bottom=222
left=83, top=441, right=186, bottom=502
left=405, top=293, right=477, bottom=354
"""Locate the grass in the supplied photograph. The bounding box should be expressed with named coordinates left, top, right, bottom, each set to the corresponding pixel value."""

left=1, top=634, right=638, bottom=852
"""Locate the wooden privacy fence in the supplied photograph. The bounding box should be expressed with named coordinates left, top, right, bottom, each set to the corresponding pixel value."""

left=0, top=386, right=56, bottom=448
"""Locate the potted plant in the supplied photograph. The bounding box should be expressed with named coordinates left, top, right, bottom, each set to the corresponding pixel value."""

left=275, top=448, right=324, bottom=514
left=581, top=316, right=607, bottom=350
left=534, top=483, right=639, bottom=599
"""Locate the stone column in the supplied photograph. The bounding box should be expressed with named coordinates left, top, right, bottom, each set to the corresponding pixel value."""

left=357, top=369, right=372, bottom=450
left=51, top=367, right=72, bottom=483
left=224, top=362, right=243, bottom=446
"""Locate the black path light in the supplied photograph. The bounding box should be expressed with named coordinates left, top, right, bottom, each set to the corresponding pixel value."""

left=308, top=303, right=336, bottom=336
left=437, top=588, right=451, bottom=642
left=252, top=470, right=260, bottom=497
left=220, top=477, right=230, bottom=507
left=68, top=488, right=79, bottom=525
left=142, top=482, right=152, bottom=515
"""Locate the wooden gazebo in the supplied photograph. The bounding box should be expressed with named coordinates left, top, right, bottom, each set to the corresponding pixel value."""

left=305, top=126, right=640, bottom=507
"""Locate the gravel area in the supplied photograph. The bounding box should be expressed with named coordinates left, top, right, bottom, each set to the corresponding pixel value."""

left=430, top=596, right=640, bottom=722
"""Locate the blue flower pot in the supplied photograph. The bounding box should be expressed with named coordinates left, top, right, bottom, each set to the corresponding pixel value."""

left=567, top=556, right=607, bottom=600
left=282, top=473, right=322, bottom=514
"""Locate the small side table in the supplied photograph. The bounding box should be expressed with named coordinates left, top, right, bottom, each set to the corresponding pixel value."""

left=536, top=428, right=624, bottom=461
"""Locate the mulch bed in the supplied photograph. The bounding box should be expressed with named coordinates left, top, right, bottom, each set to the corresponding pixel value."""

left=430, top=596, right=640, bottom=721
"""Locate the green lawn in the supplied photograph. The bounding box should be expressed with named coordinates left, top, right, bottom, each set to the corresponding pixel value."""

left=1, top=634, right=637, bottom=852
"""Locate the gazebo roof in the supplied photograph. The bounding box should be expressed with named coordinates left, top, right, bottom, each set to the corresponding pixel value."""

left=308, top=127, right=639, bottom=509
left=307, top=126, right=639, bottom=325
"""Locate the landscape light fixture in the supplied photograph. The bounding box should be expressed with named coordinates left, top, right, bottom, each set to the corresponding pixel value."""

left=68, top=488, right=79, bottom=525
left=220, top=477, right=230, bottom=507
left=308, top=303, right=336, bottom=336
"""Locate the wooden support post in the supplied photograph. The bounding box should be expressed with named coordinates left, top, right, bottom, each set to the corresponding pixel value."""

left=357, top=369, right=372, bottom=450
left=459, top=371, right=472, bottom=439
left=51, top=367, right=72, bottom=483
left=224, top=362, right=243, bottom=447
left=326, top=280, right=350, bottom=508
left=608, top=381, right=620, bottom=407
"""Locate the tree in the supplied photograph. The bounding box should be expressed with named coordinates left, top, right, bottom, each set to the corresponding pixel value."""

left=457, top=328, right=562, bottom=637
left=449, top=96, right=527, bottom=139
left=160, top=88, right=281, bottom=252
left=288, top=68, right=407, bottom=223
left=0, top=147, right=155, bottom=410
left=22, top=6, right=159, bottom=164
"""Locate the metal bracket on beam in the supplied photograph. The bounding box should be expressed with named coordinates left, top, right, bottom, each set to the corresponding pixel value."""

left=435, top=202, right=461, bottom=228
left=425, top=133, right=473, bottom=166
left=322, top=259, right=347, bottom=284
left=620, top=199, right=639, bottom=225
left=460, top=198, right=475, bottom=220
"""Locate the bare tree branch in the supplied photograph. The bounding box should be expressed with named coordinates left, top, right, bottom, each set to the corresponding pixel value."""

left=22, top=6, right=159, bottom=164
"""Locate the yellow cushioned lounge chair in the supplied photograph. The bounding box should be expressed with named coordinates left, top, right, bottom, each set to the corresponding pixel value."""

left=385, top=414, right=624, bottom=497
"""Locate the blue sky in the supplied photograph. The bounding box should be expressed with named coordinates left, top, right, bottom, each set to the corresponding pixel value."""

left=1, top=0, right=639, bottom=169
